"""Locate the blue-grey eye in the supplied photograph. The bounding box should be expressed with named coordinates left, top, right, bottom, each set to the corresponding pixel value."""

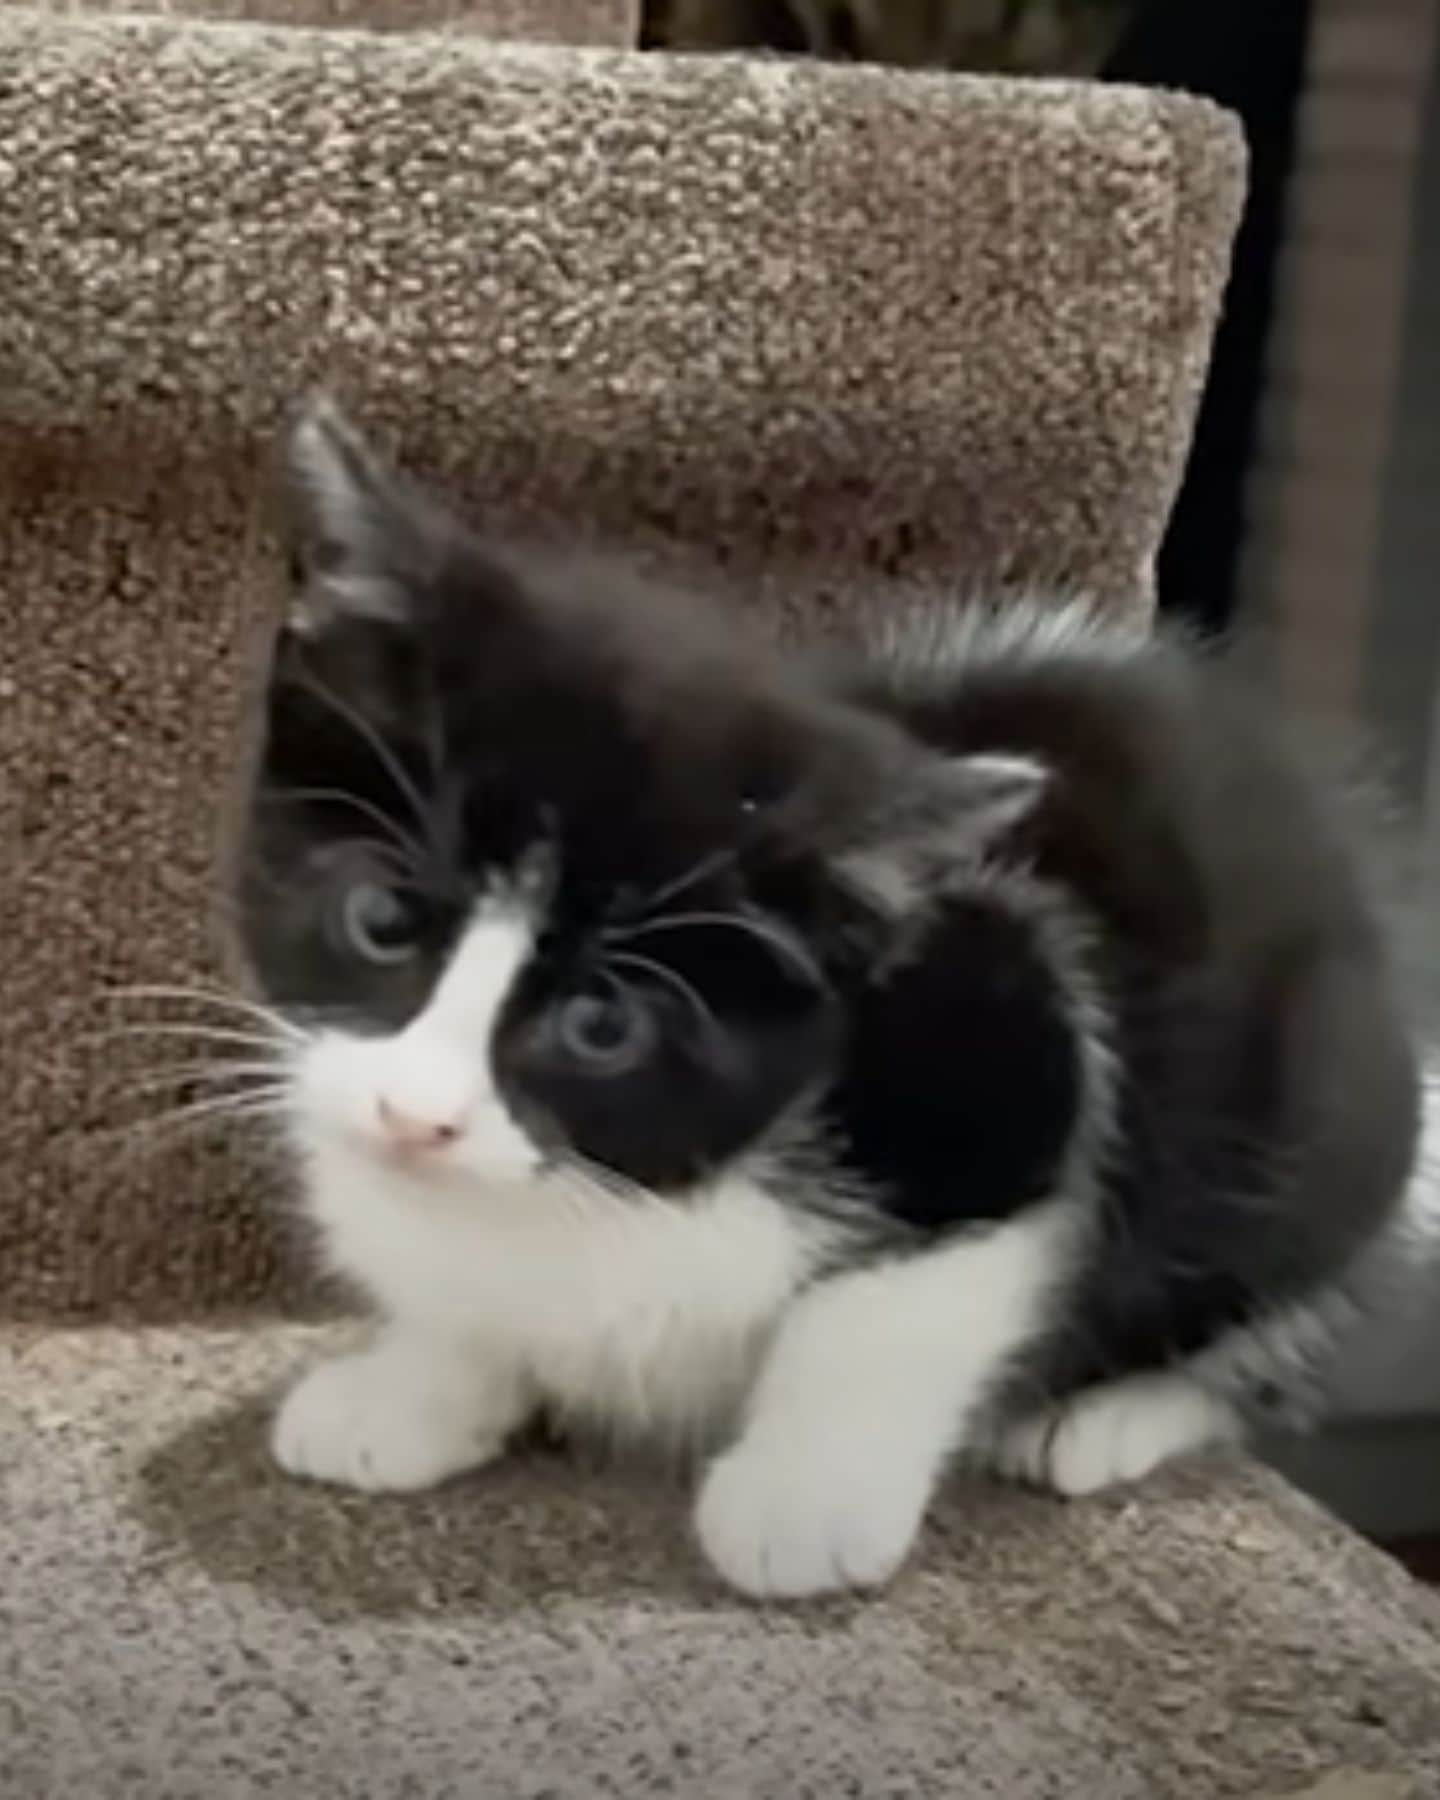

left=338, top=881, right=419, bottom=966
left=556, top=987, right=654, bottom=1076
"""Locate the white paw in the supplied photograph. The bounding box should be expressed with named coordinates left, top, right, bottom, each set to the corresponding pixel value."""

left=695, top=1439, right=930, bottom=1600
left=994, top=1373, right=1237, bottom=1499
left=272, top=1341, right=516, bottom=1494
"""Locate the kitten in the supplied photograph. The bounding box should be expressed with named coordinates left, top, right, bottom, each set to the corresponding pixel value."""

left=233, top=400, right=1430, bottom=1600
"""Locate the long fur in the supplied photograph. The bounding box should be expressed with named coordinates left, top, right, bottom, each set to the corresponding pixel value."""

left=226, top=401, right=1436, bottom=1598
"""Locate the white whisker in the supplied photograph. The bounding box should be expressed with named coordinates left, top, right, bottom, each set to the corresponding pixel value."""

left=624, top=842, right=743, bottom=922
left=606, top=908, right=821, bottom=986
left=294, top=667, right=434, bottom=844
left=95, top=984, right=307, bottom=1043
left=551, top=1146, right=647, bottom=1208
left=119, top=1061, right=291, bottom=1099
left=93, top=1086, right=293, bottom=1156
left=261, top=786, right=425, bottom=873
left=74, top=1024, right=298, bottom=1057
left=149, top=1086, right=292, bottom=1123
left=605, top=950, right=723, bottom=1043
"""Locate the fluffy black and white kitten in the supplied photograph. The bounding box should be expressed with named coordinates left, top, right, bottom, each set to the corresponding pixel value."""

left=234, top=399, right=1429, bottom=1600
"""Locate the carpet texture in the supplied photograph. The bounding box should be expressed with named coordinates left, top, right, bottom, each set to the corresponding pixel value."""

left=0, top=0, right=638, bottom=42
left=3, top=1322, right=1438, bottom=1798
left=0, top=15, right=1245, bottom=1319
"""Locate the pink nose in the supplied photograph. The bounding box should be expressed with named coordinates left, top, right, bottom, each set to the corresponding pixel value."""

left=376, top=1096, right=465, bottom=1153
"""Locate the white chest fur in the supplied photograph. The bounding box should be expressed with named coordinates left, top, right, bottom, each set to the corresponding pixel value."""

left=301, top=1142, right=821, bottom=1447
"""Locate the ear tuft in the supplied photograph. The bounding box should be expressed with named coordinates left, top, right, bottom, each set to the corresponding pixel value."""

left=836, top=751, right=1048, bottom=921
left=284, top=395, right=440, bottom=632
left=930, top=752, right=1049, bottom=843
left=289, top=394, right=382, bottom=526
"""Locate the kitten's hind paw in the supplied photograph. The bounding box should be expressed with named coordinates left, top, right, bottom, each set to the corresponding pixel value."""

left=272, top=1335, right=524, bottom=1494
left=991, top=1371, right=1240, bottom=1498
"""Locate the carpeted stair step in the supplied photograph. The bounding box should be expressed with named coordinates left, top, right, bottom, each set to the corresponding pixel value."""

left=3, top=1321, right=1438, bottom=1797
left=0, top=0, right=637, bottom=43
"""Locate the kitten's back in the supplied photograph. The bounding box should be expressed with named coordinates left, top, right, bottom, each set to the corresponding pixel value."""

left=843, top=605, right=1420, bottom=1377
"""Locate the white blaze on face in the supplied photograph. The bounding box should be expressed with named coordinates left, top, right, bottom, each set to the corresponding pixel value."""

left=293, top=905, right=539, bottom=1187
left=284, top=895, right=826, bottom=1452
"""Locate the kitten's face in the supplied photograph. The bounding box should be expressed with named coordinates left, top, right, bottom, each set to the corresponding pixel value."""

left=235, top=403, right=1042, bottom=1203
left=236, top=405, right=868, bottom=1199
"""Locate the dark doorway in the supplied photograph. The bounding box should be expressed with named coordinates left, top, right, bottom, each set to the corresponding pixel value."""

left=1104, top=0, right=1315, bottom=634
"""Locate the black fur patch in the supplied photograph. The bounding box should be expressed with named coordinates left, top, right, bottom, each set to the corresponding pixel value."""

left=234, top=407, right=1421, bottom=1399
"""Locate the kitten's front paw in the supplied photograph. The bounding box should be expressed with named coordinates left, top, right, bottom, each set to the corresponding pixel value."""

left=695, top=1439, right=929, bottom=1600
left=272, top=1343, right=514, bottom=1494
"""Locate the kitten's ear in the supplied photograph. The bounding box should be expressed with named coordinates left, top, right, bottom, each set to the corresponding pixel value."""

left=284, top=396, right=457, bottom=633
left=909, top=752, right=1048, bottom=848
left=838, top=752, right=1048, bottom=919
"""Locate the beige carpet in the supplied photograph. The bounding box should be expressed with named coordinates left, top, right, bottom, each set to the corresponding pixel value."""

left=4, top=1322, right=1439, bottom=1798
left=0, top=0, right=638, bottom=41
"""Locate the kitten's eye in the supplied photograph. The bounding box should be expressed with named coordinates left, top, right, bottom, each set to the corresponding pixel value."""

left=556, top=986, right=654, bottom=1076
left=337, top=880, right=420, bottom=966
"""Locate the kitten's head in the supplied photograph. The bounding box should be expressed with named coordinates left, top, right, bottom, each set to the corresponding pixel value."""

left=233, top=401, right=1042, bottom=1201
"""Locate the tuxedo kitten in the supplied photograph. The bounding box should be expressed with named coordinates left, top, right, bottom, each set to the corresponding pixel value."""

left=234, top=400, right=1430, bottom=1600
